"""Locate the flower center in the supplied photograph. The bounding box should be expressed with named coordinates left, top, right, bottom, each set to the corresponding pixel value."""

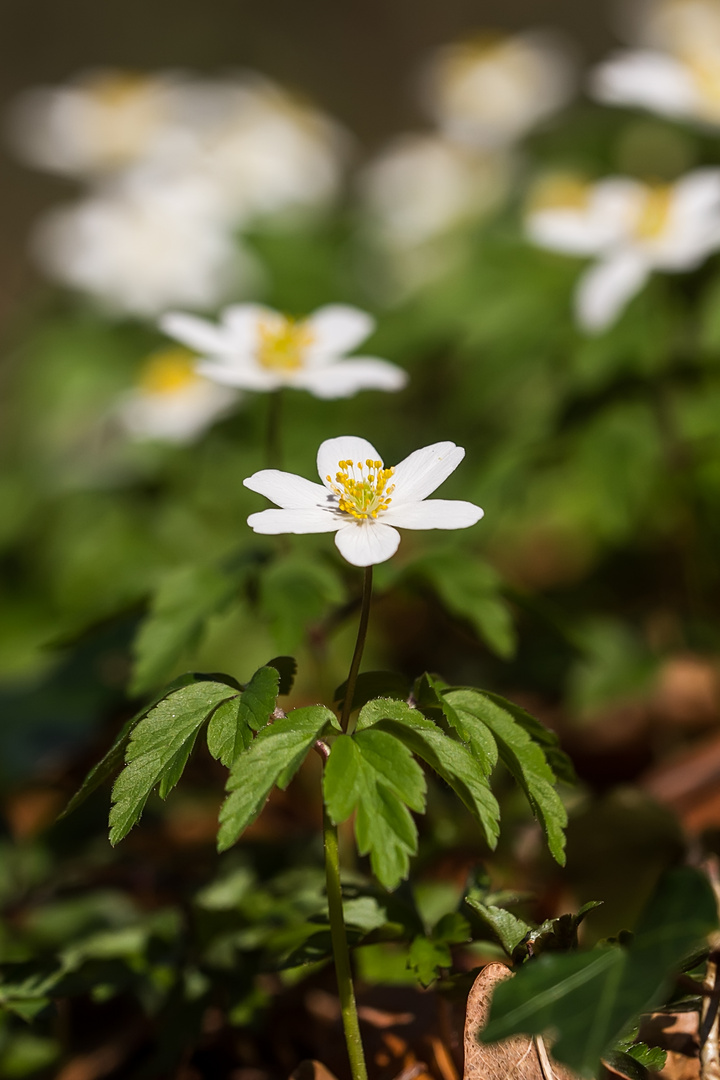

left=688, top=53, right=720, bottom=117
left=257, top=317, right=314, bottom=371
left=634, top=184, right=674, bottom=240
left=138, top=348, right=200, bottom=395
left=327, top=459, right=396, bottom=520
left=528, top=173, right=591, bottom=212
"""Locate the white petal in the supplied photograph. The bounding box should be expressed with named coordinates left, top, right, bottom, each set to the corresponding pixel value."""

left=294, top=358, right=408, bottom=398
left=576, top=252, right=650, bottom=333
left=317, top=436, right=382, bottom=489
left=382, top=499, right=484, bottom=530
left=672, top=168, right=720, bottom=221
left=589, top=51, right=698, bottom=118
left=221, top=303, right=279, bottom=351
left=197, top=359, right=281, bottom=391
left=304, top=304, right=375, bottom=360
left=243, top=469, right=333, bottom=509
left=160, top=312, right=234, bottom=356
left=334, top=521, right=401, bottom=566
left=390, top=442, right=464, bottom=504
left=247, top=508, right=342, bottom=534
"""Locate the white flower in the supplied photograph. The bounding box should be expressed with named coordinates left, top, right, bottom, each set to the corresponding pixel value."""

left=590, top=0, right=720, bottom=126
left=359, top=133, right=509, bottom=248
left=116, top=347, right=239, bottom=443
left=243, top=436, right=484, bottom=567
left=421, top=30, right=576, bottom=148
left=160, top=304, right=407, bottom=398
left=5, top=69, right=184, bottom=177
left=526, top=168, right=720, bottom=331
left=32, top=177, right=254, bottom=318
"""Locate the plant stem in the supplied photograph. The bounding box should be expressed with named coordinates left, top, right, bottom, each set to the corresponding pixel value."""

left=266, top=389, right=283, bottom=470
left=340, top=566, right=373, bottom=733
left=323, top=805, right=368, bottom=1080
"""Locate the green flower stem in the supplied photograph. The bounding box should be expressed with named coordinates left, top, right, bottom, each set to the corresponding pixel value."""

left=266, top=389, right=284, bottom=470
left=340, top=565, right=373, bottom=733
left=323, top=804, right=368, bottom=1080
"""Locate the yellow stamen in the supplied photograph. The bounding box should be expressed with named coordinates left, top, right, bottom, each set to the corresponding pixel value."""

left=635, top=184, right=673, bottom=240
left=688, top=54, right=720, bottom=118
left=326, top=458, right=395, bottom=520
left=257, top=316, right=314, bottom=371
left=138, top=348, right=200, bottom=395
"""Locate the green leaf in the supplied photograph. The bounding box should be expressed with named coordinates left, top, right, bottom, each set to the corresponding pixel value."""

left=207, top=665, right=281, bottom=767
left=218, top=705, right=338, bottom=852
left=512, top=901, right=604, bottom=963
left=408, top=936, right=452, bottom=987
left=418, top=674, right=498, bottom=773
left=323, top=731, right=426, bottom=890
left=130, top=563, right=241, bottom=694
left=60, top=672, right=213, bottom=820
left=622, top=1042, right=667, bottom=1071
left=259, top=553, right=344, bottom=652
left=265, top=656, right=297, bottom=696
left=409, top=552, right=517, bottom=659
left=479, top=690, right=577, bottom=785
left=482, top=867, right=718, bottom=1076
left=464, top=897, right=531, bottom=957
left=362, top=707, right=500, bottom=850
left=445, top=689, right=567, bottom=864
left=434, top=912, right=471, bottom=945
left=109, top=680, right=237, bottom=844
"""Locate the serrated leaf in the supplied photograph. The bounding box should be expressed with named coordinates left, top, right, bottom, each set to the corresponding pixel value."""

left=109, top=681, right=237, bottom=844
left=409, top=552, right=517, bottom=659
left=464, top=897, right=531, bottom=956
left=366, top=709, right=501, bottom=850
left=419, top=674, right=498, bottom=773
left=334, top=671, right=411, bottom=713
left=601, top=1050, right=651, bottom=1080
left=481, top=690, right=576, bottom=784
left=434, top=912, right=471, bottom=944
left=59, top=672, right=198, bottom=819
left=323, top=732, right=424, bottom=890
left=265, top=656, right=297, bottom=696
left=622, top=1042, right=666, bottom=1071
left=131, top=563, right=240, bottom=695
left=408, top=935, right=452, bottom=987
left=218, top=706, right=338, bottom=852
left=259, top=553, right=344, bottom=652
left=446, top=689, right=567, bottom=864
left=206, top=665, right=280, bottom=767
left=482, top=867, right=718, bottom=1076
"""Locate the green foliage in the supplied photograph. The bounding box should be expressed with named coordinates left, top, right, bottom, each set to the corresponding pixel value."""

left=109, top=679, right=240, bottom=844
left=206, top=665, right=280, bottom=767
left=482, top=867, right=718, bottom=1077
left=259, top=553, right=345, bottom=652
left=131, top=561, right=247, bottom=695
left=408, top=912, right=471, bottom=986
left=407, top=552, right=517, bottom=659
left=324, top=730, right=426, bottom=889
left=217, top=706, right=339, bottom=852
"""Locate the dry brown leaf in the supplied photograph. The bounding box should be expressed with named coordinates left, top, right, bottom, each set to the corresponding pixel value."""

left=463, top=963, right=579, bottom=1080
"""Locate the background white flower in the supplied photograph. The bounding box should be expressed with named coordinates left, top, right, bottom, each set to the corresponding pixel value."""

left=421, top=30, right=576, bottom=148
left=116, top=347, right=240, bottom=443
left=526, top=168, right=720, bottom=331
left=32, top=177, right=255, bottom=318
left=590, top=0, right=720, bottom=126
left=160, top=304, right=407, bottom=398
left=244, top=435, right=484, bottom=566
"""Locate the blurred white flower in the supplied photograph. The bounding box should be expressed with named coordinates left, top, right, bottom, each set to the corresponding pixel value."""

left=359, top=133, right=509, bottom=248
left=32, top=175, right=254, bottom=318
left=5, top=69, right=184, bottom=177
left=526, top=168, right=720, bottom=331
left=591, top=0, right=720, bottom=125
left=160, top=303, right=407, bottom=398
left=154, top=75, right=347, bottom=223
left=244, top=435, right=484, bottom=566
left=117, top=347, right=240, bottom=443
left=421, top=30, right=576, bottom=148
